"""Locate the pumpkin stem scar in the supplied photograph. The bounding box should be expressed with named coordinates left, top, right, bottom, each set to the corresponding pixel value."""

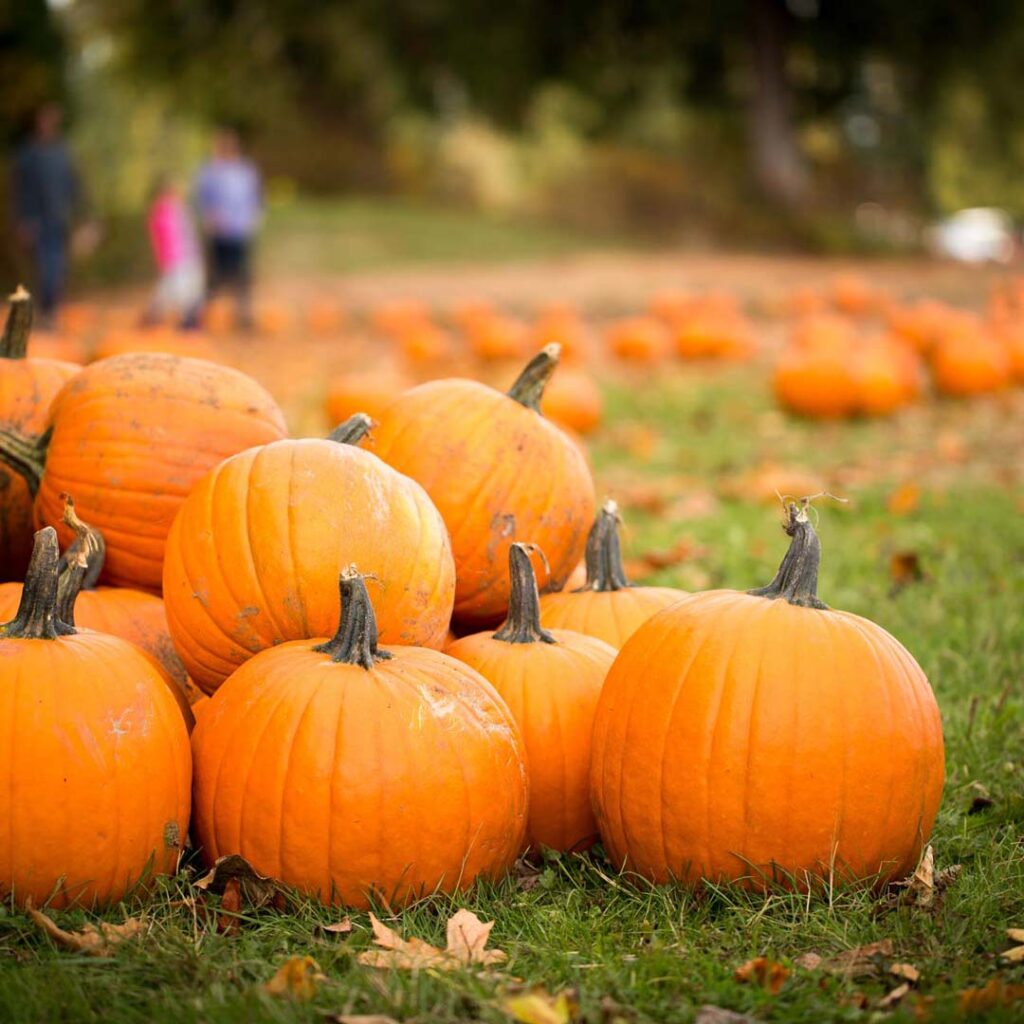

left=748, top=501, right=829, bottom=609
left=0, top=426, right=49, bottom=496
left=576, top=498, right=631, bottom=593
left=507, top=343, right=561, bottom=412
left=1, top=286, right=32, bottom=360
left=0, top=527, right=76, bottom=640
left=327, top=412, right=374, bottom=446
left=314, top=566, right=393, bottom=669
left=494, top=543, right=557, bottom=644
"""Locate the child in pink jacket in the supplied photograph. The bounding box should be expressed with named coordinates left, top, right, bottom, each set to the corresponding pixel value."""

left=144, top=176, right=203, bottom=328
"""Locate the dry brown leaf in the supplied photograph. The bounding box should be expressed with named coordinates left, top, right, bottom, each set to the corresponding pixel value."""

left=887, top=482, right=921, bottom=516
left=262, top=955, right=326, bottom=1000
left=838, top=992, right=870, bottom=1010
left=694, top=1007, right=754, bottom=1024
left=718, top=464, right=827, bottom=505
left=1007, top=928, right=1024, bottom=943
left=26, top=903, right=144, bottom=957
left=217, top=877, right=242, bottom=936
left=357, top=910, right=506, bottom=971
left=890, top=962, right=921, bottom=983
left=877, top=983, right=911, bottom=1009
left=194, top=854, right=287, bottom=911
left=635, top=537, right=697, bottom=572
left=958, top=978, right=1024, bottom=1014
left=320, top=917, right=354, bottom=937
left=500, top=987, right=579, bottom=1024
left=825, top=940, right=894, bottom=979
left=890, top=550, right=925, bottom=590
left=794, top=952, right=823, bottom=970
left=733, top=956, right=790, bottom=994
left=1002, top=928, right=1024, bottom=963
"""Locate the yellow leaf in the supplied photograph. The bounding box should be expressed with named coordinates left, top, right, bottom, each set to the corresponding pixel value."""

left=734, top=956, right=790, bottom=994
left=887, top=482, right=920, bottom=516
left=890, top=962, right=921, bottom=983
left=26, top=902, right=144, bottom=957
left=262, top=956, right=326, bottom=1000
left=500, top=988, right=579, bottom=1024
left=1007, top=928, right=1024, bottom=943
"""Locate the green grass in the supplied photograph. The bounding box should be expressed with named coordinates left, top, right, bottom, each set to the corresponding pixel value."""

left=2, top=368, right=1023, bottom=1023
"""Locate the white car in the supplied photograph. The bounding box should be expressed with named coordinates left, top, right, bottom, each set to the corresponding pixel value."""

left=927, top=207, right=1018, bottom=264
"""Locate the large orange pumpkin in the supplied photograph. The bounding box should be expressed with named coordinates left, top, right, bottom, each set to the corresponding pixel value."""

left=591, top=503, right=945, bottom=889
left=0, top=288, right=78, bottom=581
left=931, top=325, right=1010, bottom=397
left=0, top=528, right=191, bottom=907
left=191, top=568, right=528, bottom=908
left=540, top=368, right=603, bottom=435
left=540, top=500, right=685, bottom=648
left=447, top=544, right=615, bottom=853
left=773, top=339, right=860, bottom=418
left=0, top=353, right=287, bottom=591
left=369, top=345, right=595, bottom=626
left=163, top=423, right=455, bottom=694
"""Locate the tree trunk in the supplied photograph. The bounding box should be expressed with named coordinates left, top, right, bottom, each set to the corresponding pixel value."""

left=747, top=0, right=809, bottom=209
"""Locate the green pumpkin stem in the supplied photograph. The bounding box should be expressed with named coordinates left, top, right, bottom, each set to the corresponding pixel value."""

left=0, top=427, right=49, bottom=497
left=314, top=567, right=393, bottom=670
left=507, top=343, right=561, bottom=412
left=1, top=286, right=33, bottom=360
left=327, top=412, right=373, bottom=445
left=748, top=502, right=827, bottom=609
left=494, top=543, right=557, bottom=644
left=0, top=527, right=75, bottom=640
left=576, top=498, right=630, bottom=592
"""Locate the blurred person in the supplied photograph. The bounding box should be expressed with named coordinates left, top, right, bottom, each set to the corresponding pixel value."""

left=12, top=103, right=86, bottom=327
left=143, top=175, right=204, bottom=329
left=194, top=126, right=262, bottom=330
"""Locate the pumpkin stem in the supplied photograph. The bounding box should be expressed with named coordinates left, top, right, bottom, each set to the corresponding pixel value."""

left=327, top=412, right=373, bottom=445
left=494, top=543, right=557, bottom=644
left=0, top=527, right=75, bottom=640
left=57, top=493, right=105, bottom=592
left=507, top=343, right=561, bottom=412
left=56, top=540, right=91, bottom=627
left=1, top=286, right=32, bottom=360
left=748, top=502, right=828, bottom=609
left=0, top=427, right=49, bottom=496
left=314, top=566, right=393, bottom=669
left=576, top=498, right=630, bottom=592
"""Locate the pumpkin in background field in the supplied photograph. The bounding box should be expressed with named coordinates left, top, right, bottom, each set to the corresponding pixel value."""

left=541, top=368, right=603, bottom=435
left=606, top=316, right=671, bottom=364
left=540, top=500, right=685, bottom=648
left=648, top=289, right=692, bottom=323
left=830, top=273, right=875, bottom=316
left=27, top=330, right=83, bottom=364
left=163, top=416, right=455, bottom=693
left=886, top=299, right=955, bottom=353
left=672, top=312, right=757, bottom=361
left=0, top=288, right=78, bottom=582
left=0, top=528, right=191, bottom=908
left=448, top=545, right=615, bottom=853
left=370, top=299, right=430, bottom=338
left=532, top=302, right=587, bottom=363
left=255, top=302, right=290, bottom=336
left=773, top=339, right=859, bottom=418
left=931, top=322, right=1010, bottom=396
left=370, top=345, right=595, bottom=626
left=56, top=301, right=99, bottom=338
left=995, top=322, right=1024, bottom=382
left=466, top=312, right=528, bottom=362
left=191, top=567, right=528, bottom=908
left=305, top=297, right=345, bottom=335
left=202, top=296, right=235, bottom=335
left=398, top=321, right=454, bottom=365
left=325, top=365, right=412, bottom=425
left=91, top=327, right=222, bottom=364
left=591, top=503, right=945, bottom=889
left=854, top=336, right=916, bottom=415
left=0, top=352, right=288, bottom=591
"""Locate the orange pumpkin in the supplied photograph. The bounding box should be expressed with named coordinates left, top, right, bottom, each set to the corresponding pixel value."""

left=191, top=567, right=528, bottom=907
left=931, top=324, right=1010, bottom=396
left=0, top=288, right=78, bottom=581
left=773, top=341, right=860, bottom=418
left=672, top=312, right=757, bottom=361
left=370, top=345, right=595, bottom=626
left=854, top=336, right=914, bottom=415
left=532, top=303, right=588, bottom=363
left=91, top=327, right=222, bottom=364
left=540, top=368, right=603, bottom=435
left=886, top=300, right=955, bottom=353
left=648, top=289, right=692, bottom=323
left=830, top=273, right=875, bottom=316
left=325, top=366, right=412, bottom=425
left=447, top=545, right=615, bottom=853
left=0, top=528, right=191, bottom=907
left=163, top=422, right=455, bottom=693
left=540, top=500, right=685, bottom=648
left=606, top=317, right=671, bottom=363
left=1, top=353, right=288, bottom=591
left=202, top=296, right=236, bottom=335
left=254, top=302, right=290, bottom=336
left=466, top=313, right=528, bottom=362
left=27, top=330, right=83, bottom=364
left=369, top=299, right=431, bottom=338
left=398, top=321, right=454, bottom=365
left=591, top=503, right=945, bottom=889
left=305, top=298, right=345, bottom=336
left=995, top=322, right=1024, bottom=382
left=56, top=301, right=99, bottom=338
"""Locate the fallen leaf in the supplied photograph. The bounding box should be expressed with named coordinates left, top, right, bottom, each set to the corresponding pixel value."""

left=794, top=952, right=823, bottom=970
left=217, top=877, right=242, bottom=936
left=968, top=795, right=994, bottom=815
left=26, top=903, right=144, bottom=957
left=838, top=992, right=870, bottom=1010
left=357, top=909, right=506, bottom=971
left=194, top=854, right=287, bottom=911
left=825, top=940, right=894, bottom=979
left=877, top=983, right=911, bottom=1009
left=262, top=955, right=326, bottom=1000
left=1008, top=929, right=1024, bottom=943
left=887, top=482, right=921, bottom=516
left=319, top=917, right=354, bottom=937
left=890, top=550, right=925, bottom=590
left=328, top=1016, right=399, bottom=1024
left=635, top=536, right=697, bottom=572
left=718, top=464, right=827, bottom=506
left=734, top=956, right=790, bottom=994
left=1003, top=928, right=1024, bottom=963
left=694, top=1007, right=754, bottom=1024
left=890, top=962, right=921, bottom=983
left=500, top=987, right=579, bottom=1024
left=936, top=430, right=968, bottom=463
left=958, top=978, right=1024, bottom=1014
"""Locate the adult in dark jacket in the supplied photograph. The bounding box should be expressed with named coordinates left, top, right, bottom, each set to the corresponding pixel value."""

left=12, top=103, right=82, bottom=325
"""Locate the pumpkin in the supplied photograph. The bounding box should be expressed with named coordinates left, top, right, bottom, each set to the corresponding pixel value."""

left=398, top=321, right=454, bottom=365
left=163, top=415, right=455, bottom=693
left=540, top=369, right=603, bottom=435
left=886, top=300, right=954, bottom=353
left=191, top=567, right=528, bottom=908
left=0, top=288, right=78, bottom=581
left=995, top=322, right=1024, bottom=382
left=369, top=299, right=430, bottom=338
left=56, top=301, right=99, bottom=338
left=0, top=496, right=193, bottom=729
left=28, top=330, right=83, bottom=365
left=447, top=545, right=615, bottom=853
left=931, top=324, right=1010, bottom=396
left=648, top=290, right=692, bottom=323
left=532, top=303, right=587, bottom=363
left=90, top=327, right=221, bottom=364
left=606, top=317, right=671, bottom=364
left=854, top=336, right=915, bottom=415
left=672, top=313, right=756, bottom=361
left=539, top=500, right=685, bottom=648
left=202, top=296, right=235, bottom=335
left=466, top=313, right=528, bottom=362
left=0, top=353, right=288, bottom=591
left=591, top=502, right=945, bottom=889
left=305, top=298, right=345, bottom=336
left=325, top=366, right=412, bottom=425
left=370, top=344, right=595, bottom=625
left=773, top=339, right=860, bottom=418
left=0, top=527, right=191, bottom=907
left=254, top=302, right=290, bottom=336
left=830, top=273, right=875, bottom=316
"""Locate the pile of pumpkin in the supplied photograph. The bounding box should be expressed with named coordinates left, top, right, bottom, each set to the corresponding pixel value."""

left=0, top=285, right=946, bottom=912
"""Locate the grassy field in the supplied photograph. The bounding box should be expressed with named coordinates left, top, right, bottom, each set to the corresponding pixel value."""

left=1, top=355, right=1022, bottom=1023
